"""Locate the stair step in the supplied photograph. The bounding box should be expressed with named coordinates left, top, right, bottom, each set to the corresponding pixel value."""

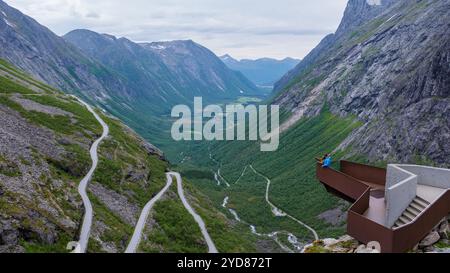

left=416, top=195, right=429, bottom=202
left=397, top=217, right=408, bottom=225
left=414, top=197, right=430, bottom=207
left=399, top=216, right=412, bottom=224
left=410, top=202, right=425, bottom=212
left=412, top=199, right=427, bottom=209
left=406, top=207, right=421, bottom=216
left=403, top=211, right=416, bottom=221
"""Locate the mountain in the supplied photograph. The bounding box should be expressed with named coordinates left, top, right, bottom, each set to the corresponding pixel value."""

left=140, top=41, right=260, bottom=98
left=0, top=59, right=257, bottom=253
left=220, top=54, right=300, bottom=86
left=0, top=1, right=268, bottom=253
left=179, top=0, right=450, bottom=249
left=0, top=0, right=130, bottom=102
left=64, top=30, right=259, bottom=106
left=0, top=0, right=261, bottom=160
left=63, top=29, right=260, bottom=158
left=274, top=0, right=450, bottom=165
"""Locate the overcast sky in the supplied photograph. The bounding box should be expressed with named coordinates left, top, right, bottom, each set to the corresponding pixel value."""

left=5, top=0, right=348, bottom=60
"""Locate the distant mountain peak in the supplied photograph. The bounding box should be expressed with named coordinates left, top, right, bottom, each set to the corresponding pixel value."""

left=273, top=0, right=450, bottom=165
left=336, top=0, right=397, bottom=35
left=220, top=54, right=239, bottom=65
left=221, top=55, right=300, bottom=86
left=220, top=54, right=234, bottom=60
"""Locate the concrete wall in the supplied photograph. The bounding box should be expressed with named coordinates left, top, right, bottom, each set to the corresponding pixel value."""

left=398, top=165, right=450, bottom=189
left=385, top=165, right=418, bottom=228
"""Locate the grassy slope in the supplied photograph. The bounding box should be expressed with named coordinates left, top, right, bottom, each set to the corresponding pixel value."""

left=0, top=63, right=98, bottom=252
left=1, top=59, right=252, bottom=253
left=176, top=2, right=437, bottom=247
left=180, top=111, right=362, bottom=242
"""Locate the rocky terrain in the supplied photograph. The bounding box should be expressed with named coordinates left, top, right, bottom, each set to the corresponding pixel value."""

left=1, top=0, right=449, bottom=254
left=179, top=0, right=450, bottom=254
left=0, top=0, right=130, bottom=102
left=0, top=60, right=247, bottom=253
left=273, top=0, right=450, bottom=166
left=0, top=0, right=260, bottom=161
left=141, top=40, right=260, bottom=100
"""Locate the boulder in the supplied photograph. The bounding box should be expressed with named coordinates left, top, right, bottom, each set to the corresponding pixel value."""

left=0, top=229, right=19, bottom=245
left=0, top=245, right=25, bottom=253
left=322, top=238, right=339, bottom=247
left=419, top=231, right=440, bottom=247
left=338, top=235, right=355, bottom=243
left=355, top=244, right=380, bottom=253
left=423, top=246, right=435, bottom=253
left=439, top=221, right=449, bottom=239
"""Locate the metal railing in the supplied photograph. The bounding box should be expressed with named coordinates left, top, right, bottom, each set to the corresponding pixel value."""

left=317, top=161, right=450, bottom=253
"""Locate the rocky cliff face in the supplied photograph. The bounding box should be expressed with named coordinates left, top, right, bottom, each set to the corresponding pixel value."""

left=0, top=0, right=261, bottom=161
left=141, top=40, right=260, bottom=99
left=336, top=0, right=397, bottom=36
left=0, top=60, right=165, bottom=252
left=273, top=0, right=450, bottom=166
left=0, top=1, right=130, bottom=102
left=0, top=60, right=255, bottom=253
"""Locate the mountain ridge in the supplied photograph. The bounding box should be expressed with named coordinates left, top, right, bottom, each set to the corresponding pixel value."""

left=220, top=54, right=300, bottom=86
left=0, top=58, right=259, bottom=253
left=273, top=0, right=450, bottom=165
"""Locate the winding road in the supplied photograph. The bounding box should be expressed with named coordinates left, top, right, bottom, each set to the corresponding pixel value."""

left=210, top=148, right=320, bottom=243
left=249, top=165, right=319, bottom=241
left=125, top=173, right=174, bottom=253
left=71, top=97, right=110, bottom=253
left=70, top=98, right=217, bottom=253
left=211, top=153, right=319, bottom=252
left=126, top=172, right=218, bottom=253
left=173, top=172, right=218, bottom=253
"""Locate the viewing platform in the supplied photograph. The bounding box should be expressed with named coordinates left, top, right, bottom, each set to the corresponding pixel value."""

left=316, top=161, right=450, bottom=253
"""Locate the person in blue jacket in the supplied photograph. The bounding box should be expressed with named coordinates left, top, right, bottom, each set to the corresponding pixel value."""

left=322, top=154, right=332, bottom=168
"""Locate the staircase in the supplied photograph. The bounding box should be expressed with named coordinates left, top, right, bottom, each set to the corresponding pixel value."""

left=393, top=196, right=430, bottom=228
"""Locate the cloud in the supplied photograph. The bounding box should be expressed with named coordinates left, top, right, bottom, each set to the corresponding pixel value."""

left=85, top=11, right=99, bottom=19
left=5, top=0, right=348, bottom=59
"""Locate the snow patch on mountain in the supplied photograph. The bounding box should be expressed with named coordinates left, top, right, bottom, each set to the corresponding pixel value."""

left=4, top=18, right=16, bottom=28
left=366, top=0, right=381, bottom=6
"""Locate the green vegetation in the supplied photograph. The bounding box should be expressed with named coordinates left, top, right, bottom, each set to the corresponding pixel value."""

left=236, top=97, right=263, bottom=104
left=21, top=233, right=74, bottom=253
left=0, top=59, right=58, bottom=94
left=0, top=154, right=21, bottom=177
left=182, top=177, right=258, bottom=253
left=0, top=75, right=37, bottom=94
left=1, top=60, right=245, bottom=254
left=87, top=113, right=171, bottom=252
left=140, top=185, right=206, bottom=253
left=0, top=93, right=99, bottom=137
left=46, top=144, right=91, bottom=178
left=0, top=189, right=79, bottom=253
left=434, top=239, right=450, bottom=249
left=93, top=114, right=169, bottom=207
left=24, top=94, right=102, bottom=135
left=303, top=241, right=331, bottom=253
left=181, top=110, right=362, bottom=244
left=87, top=193, right=134, bottom=253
